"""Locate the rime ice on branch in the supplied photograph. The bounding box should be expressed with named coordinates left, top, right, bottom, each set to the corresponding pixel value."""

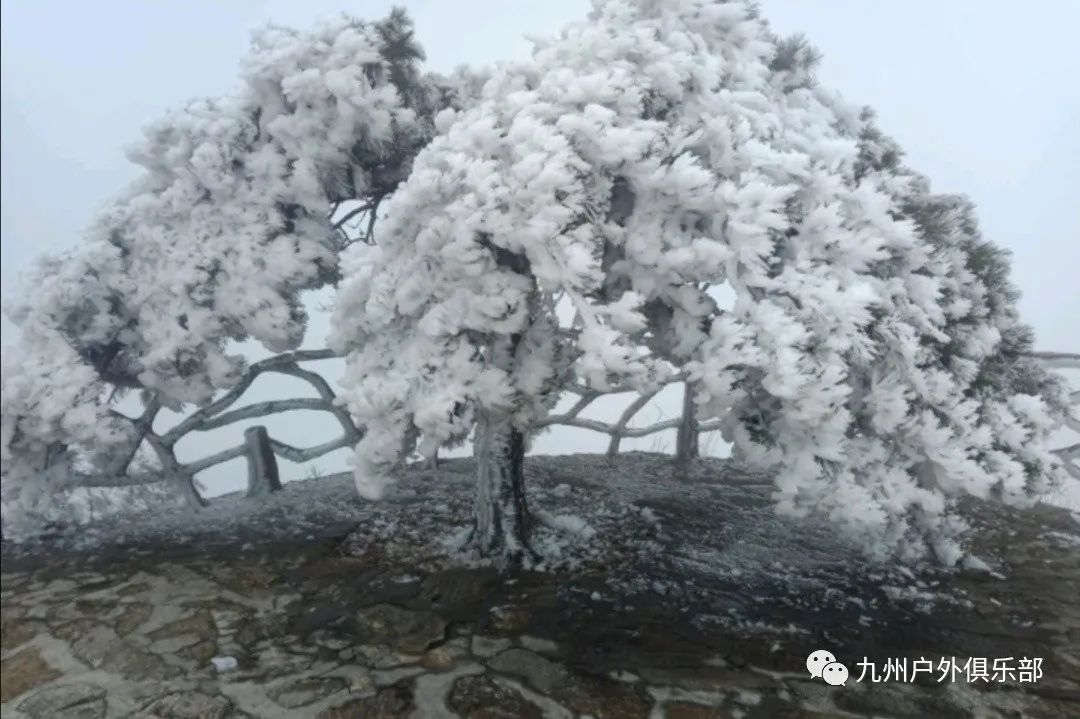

left=333, top=0, right=1066, bottom=565
left=3, top=0, right=1067, bottom=565
left=1, top=9, right=464, bottom=514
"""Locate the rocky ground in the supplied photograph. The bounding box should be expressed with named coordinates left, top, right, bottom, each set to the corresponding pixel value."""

left=2, top=453, right=1079, bottom=718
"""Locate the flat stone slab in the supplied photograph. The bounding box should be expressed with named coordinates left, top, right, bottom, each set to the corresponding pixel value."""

left=1, top=648, right=60, bottom=704
left=1, top=455, right=1078, bottom=718
left=354, top=603, right=447, bottom=654
left=17, top=682, right=106, bottom=719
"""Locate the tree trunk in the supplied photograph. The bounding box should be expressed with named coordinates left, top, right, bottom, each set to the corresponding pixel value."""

left=146, top=435, right=205, bottom=509
left=468, top=410, right=535, bottom=568
left=244, top=425, right=282, bottom=496
left=169, top=468, right=206, bottom=509
left=675, top=382, right=699, bottom=463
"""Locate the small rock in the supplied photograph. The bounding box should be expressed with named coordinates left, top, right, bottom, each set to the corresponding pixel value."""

left=17, top=682, right=106, bottom=719
left=268, top=677, right=348, bottom=708
left=115, top=581, right=152, bottom=597
left=421, top=568, right=500, bottom=616
left=317, top=683, right=413, bottom=718
left=1, top=617, right=44, bottom=651
left=557, top=673, right=653, bottom=719
left=147, top=609, right=216, bottom=643
left=178, top=638, right=218, bottom=666
left=638, top=666, right=775, bottom=692
left=356, top=643, right=422, bottom=668
left=337, top=666, right=375, bottom=693
left=664, top=701, right=728, bottom=719
left=134, top=691, right=233, bottom=719
left=113, top=602, right=154, bottom=637
left=310, top=628, right=352, bottom=650
left=518, top=635, right=559, bottom=655
left=448, top=674, right=543, bottom=719
left=834, top=685, right=972, bottom=719
left=68, top=627, right=170, bottom=681
left=486, top=648, right=569, bottom=694
left=149, top=634, right=204, bottom=654
left=487, top=605, right=532, bottom=634
left=352, top=573, right=423, bottom=607
left=608, top=670, right=640, bottom=683
left=213, top=565, right=277, bottom=593
left=471, top=635, right=513, bottom=658
left=0, top=647, right=61, bottom=703
left=355, top=604, right=447, bottom=654
left=251, top=645, right=314, bottom=678
left=373, top=666, right=426, bottom=687
left=421, top=638, right=469, bottom=670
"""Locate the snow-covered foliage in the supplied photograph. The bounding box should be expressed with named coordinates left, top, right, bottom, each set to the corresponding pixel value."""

left=804, top=110, right=1071, bottom=561
left=2, top=10, right=456, bottom=503
left=1, top=329, right=129, bottom=518
left=333, top=0, right=1064, bottom=562
left=3, top=0, right=1065, bottom=565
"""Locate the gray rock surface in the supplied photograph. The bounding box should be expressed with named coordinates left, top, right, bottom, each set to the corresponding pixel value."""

left=2, top=454, right=1077, bottom=718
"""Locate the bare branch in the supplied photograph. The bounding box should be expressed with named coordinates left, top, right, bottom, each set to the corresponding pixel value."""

left=161, top=349, right=342, bottom=445
left=196, top=397, right=332, bottom=432
left=1028, top=351, right=1080, bottom=370
left=561, top=371, right=686, bottom=398
left=1055, top=442, right=1080, bottom=462
left=269, top=433, right=354, bottom=463
left=607, top=387, right=661, bottom=456
left=183, top=444, right=248, bottom=475
left=363, top=195, right=381, bottom=244
left=541, top=416, right=620, bottom=435
left=617, top=417, right=683, bottom=438
left=562, top=391, right=602, bottom=419
left=276, top=362, right=362, bottom=443
left=59, top=473, right=166, bottom=489
left=331, top=201, right=374, bottom=231
left=110, top=394, right=163, bottom=476
left=614, top=389, right=662, bottom=431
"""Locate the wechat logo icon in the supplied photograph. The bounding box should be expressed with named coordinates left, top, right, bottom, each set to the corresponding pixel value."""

left=807, top=649, right=849, bottom=686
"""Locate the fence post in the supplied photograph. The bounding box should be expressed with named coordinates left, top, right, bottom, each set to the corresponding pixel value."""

left=244, top=425, right=282, bottom=496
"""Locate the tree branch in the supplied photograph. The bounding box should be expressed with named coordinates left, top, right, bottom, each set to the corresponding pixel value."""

left=331, top=201, right=374, bottom=231
left=196, top=397, right=333, bottom=432
left=607, top=387, right=661, bottom=456
left=1028, top=351, right=1080, bottom=370
left=1055, top=442, right=1080, bottom=462
left=58, top=472, right=167, bottom=489
left=183, top=444, right=248, bottom=475
left=161, top=349, right=342, bottom=445
left=268, top=433, right=354, bottom=463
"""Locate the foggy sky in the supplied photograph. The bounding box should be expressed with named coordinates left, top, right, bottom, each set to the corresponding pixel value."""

left=2, top=1, right=1077, bottom=495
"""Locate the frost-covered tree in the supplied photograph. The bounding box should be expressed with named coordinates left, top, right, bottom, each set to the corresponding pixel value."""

left=784, top=103, right=1071, bottom=561
left=689, top=15, right=1067, bottom=563
left=333, top=0, right=1065, bottom=566
left=1, top=9, right=466, bottom=515
left=330, top=0, right=837, bottom=563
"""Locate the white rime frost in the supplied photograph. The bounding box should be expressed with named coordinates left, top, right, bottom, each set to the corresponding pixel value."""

left=333, top=0, right=1066, bottom=561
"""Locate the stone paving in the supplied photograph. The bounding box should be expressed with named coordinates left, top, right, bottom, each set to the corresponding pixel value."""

left=2, top=455, right=1079, bottom=718
left=0, top=547, right=728, bottom=718
left=3, top=529, right=1079, bottom=718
